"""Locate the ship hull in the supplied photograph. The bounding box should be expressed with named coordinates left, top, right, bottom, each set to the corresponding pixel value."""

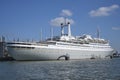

left=7, top=44, right=114, bottom=60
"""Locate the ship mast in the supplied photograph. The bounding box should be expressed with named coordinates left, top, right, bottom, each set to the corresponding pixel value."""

left=51, top=26, right=53, bottom=40
left=97, top=27, right=100, bottom=39
left=40, top=28, right=42, bottom=42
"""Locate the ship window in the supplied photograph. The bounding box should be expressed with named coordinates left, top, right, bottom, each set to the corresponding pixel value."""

left=8, top=46, right=35, bottom=49
left=7, top=42, right=32, bottom=45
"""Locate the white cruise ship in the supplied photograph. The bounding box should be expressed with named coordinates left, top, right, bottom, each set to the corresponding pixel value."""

left=7, top=22, right=114, bottom=60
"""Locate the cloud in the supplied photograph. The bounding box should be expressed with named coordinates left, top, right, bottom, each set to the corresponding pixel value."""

left=60, top=9, right=72, bottom=17
left=112, top=27, right=120, bottom=30
left=89, top=4, right=119, bottom=17
left=50, top=17, right=74, bottom=27
left=50, top=9, right=74, bottom=27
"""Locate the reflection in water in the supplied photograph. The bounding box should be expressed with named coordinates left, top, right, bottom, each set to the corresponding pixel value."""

left=0, top=58, right=120, bottom=80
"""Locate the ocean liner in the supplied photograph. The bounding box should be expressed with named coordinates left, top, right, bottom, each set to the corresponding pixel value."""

left=7, top=21, right=114, bottom=60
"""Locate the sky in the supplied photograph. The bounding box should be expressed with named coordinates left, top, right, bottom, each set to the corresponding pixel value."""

left=0, top=0, right=120, bottom=51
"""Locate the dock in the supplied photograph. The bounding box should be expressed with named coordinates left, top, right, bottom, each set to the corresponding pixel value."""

left=0, top=36, right=14, bottom=61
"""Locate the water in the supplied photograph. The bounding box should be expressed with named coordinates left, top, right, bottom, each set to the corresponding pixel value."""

left=0, top=58, right=120, bottom=80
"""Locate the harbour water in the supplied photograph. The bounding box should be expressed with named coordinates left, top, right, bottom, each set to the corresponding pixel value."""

left=0, top=58, right=120, bottom=80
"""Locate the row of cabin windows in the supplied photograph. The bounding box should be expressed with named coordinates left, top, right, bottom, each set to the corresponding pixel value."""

left=8, top=46, right=35, bottom=49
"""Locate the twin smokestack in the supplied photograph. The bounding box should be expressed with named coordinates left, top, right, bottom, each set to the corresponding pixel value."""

left=60, top=22, right=71, bottom=37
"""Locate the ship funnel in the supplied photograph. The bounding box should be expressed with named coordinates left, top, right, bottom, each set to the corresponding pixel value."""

left=61, top=23, right=64, bottom=36
left=68, top=22, right=71, bottom=37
